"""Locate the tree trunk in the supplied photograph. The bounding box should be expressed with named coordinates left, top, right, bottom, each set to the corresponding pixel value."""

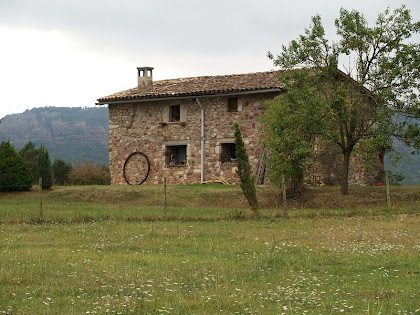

left=340, top=148, right=352, bottom=195
left=293, top=172, right=304, bottom=195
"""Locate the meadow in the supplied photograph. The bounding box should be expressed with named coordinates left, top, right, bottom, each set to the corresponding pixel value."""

left=1, top=185, right=420, bottom=314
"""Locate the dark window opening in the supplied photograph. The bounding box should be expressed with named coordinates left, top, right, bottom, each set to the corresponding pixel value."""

left=166, top=145, right=187, bottom=167
left=220, top=143, right=236, bottom=164
left=228, top=98, right=238, bottom=112
left=170, top=105, right=181, bottom=122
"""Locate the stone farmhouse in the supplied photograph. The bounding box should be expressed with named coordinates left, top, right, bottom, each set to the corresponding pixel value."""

left=97, top=67, right=383, bottom=186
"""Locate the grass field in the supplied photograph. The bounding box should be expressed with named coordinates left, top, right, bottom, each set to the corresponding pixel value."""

left=1, top=184, right=420, bottom=223
left=1, top=185, right=420, bottom=314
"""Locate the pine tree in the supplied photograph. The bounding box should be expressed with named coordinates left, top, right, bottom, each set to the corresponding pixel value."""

left=52, top=159, right=73, bottom=186
left=19, top=141, right=40, bottom=184
left=37, top=145, right=53, bottom=189
left=234, top=122, right=259, bottom=213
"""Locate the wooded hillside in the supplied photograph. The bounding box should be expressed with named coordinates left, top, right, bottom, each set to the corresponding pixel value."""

left=0, top=107, right=109, bottom=165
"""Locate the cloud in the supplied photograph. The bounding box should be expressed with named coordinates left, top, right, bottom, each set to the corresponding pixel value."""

left=0, top=0, right=418, bottom=119
left=2, top=0, right=418, bottom=57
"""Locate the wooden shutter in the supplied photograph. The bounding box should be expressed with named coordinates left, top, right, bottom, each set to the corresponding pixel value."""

left=180, top=104, right=187, bottom=122
left=162, top=105, right=169, bottom=123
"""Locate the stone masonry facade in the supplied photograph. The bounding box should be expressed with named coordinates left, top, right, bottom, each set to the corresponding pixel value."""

left=108, top=93, right=275, bottom=185
left=99, top=68, right=383, bottom=186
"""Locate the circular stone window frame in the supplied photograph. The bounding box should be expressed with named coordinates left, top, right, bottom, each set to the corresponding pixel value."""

left=123, top=152, right=151, bottom=185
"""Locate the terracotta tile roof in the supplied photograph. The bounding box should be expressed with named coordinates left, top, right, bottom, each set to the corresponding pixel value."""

left=97, top=71, right=283, bottom=104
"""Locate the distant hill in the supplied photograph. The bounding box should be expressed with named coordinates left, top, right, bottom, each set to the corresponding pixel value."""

left=0, top=106, right=418, bottom=185
left=385, top=138, right=420, bottom=186
left=0, top=106, right=109, bottom=165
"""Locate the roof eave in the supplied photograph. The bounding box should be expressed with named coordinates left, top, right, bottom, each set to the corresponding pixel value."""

left=96, top=88, right=283, bottom=105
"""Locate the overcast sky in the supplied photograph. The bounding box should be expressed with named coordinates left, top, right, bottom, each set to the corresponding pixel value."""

left=0, top=0, right=418, bottom=119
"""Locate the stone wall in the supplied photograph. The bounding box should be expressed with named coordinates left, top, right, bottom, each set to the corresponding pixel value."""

left=108, top=92, right=383, bottom=186
left=313, top=144, right=384, bottom=186
left=108, top=93, right=275, bottom=185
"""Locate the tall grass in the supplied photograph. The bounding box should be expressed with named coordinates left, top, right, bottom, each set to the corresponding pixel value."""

left=1, top=185, right=419, bottom=223
left=1, top=217, right=419, bottom=314
left=1, top=185, right=419, bottom=313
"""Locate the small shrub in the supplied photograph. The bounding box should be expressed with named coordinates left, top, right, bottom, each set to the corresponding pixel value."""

left=69, top=161, right=111, bottom=185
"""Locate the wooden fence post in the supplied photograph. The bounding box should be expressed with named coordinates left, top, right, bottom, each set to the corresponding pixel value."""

left=282, top=174, right=287, bottom=217
left=385, top=170, right=391, bottom=209
left=163, top=177, right=167, bottom=217
left=39, top=177, right=43, bottom=221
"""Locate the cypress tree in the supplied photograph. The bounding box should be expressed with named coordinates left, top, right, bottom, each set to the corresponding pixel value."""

left=37, top=145, right=53, bottom=189
left=234, top=122, right=259, bottom=213
left=19, top=141, right=40, bottom=184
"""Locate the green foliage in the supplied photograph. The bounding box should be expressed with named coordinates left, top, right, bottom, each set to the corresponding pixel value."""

left=19, top=141, right=40, bottom=184
left=234, top=123, right=259, bottom=212
left=52, top=159, right=73, bottom=186
left=37, top=145, right=53, bottom=189
left=69, top=161, right=110, bottom=185
left=387, top=170, right=405, bottom=186
left=262, top=69, right=326, bottom=190
left=0, top=141, right=33, bottom=191
left=266, top=6, right=419, bottom=194
left=403, top=121, right=420, bottom=149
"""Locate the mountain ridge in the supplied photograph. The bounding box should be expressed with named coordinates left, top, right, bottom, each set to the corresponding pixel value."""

left=0, top=106, right=109, bottom=165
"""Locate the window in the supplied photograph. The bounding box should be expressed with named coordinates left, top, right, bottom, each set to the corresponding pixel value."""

left=166, top=145, right=187, bottom=167
left=170, top=105, right=181, bottom=122
left=162, top=104, right=187, bottom=124
left=228, top=98, right=238, bottom=112
left=220, top=143, right=236, bottom=164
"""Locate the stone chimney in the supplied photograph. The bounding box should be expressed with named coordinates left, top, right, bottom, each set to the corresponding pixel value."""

left=137, top=67, right=154, bottom=92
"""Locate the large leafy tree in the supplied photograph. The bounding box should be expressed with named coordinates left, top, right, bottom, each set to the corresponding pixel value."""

left=266, top=6, right=419, bottom=194
left=0, top=141, right=33, bottom=191
left=262, top=68, right=326, bottom=192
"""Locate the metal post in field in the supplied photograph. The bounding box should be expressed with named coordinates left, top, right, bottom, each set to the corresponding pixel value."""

left=39, top=177, right=43, bottom=221
left=163, top=177, right=167, bottom=217
left=385, top=170, right=391, bottom=209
